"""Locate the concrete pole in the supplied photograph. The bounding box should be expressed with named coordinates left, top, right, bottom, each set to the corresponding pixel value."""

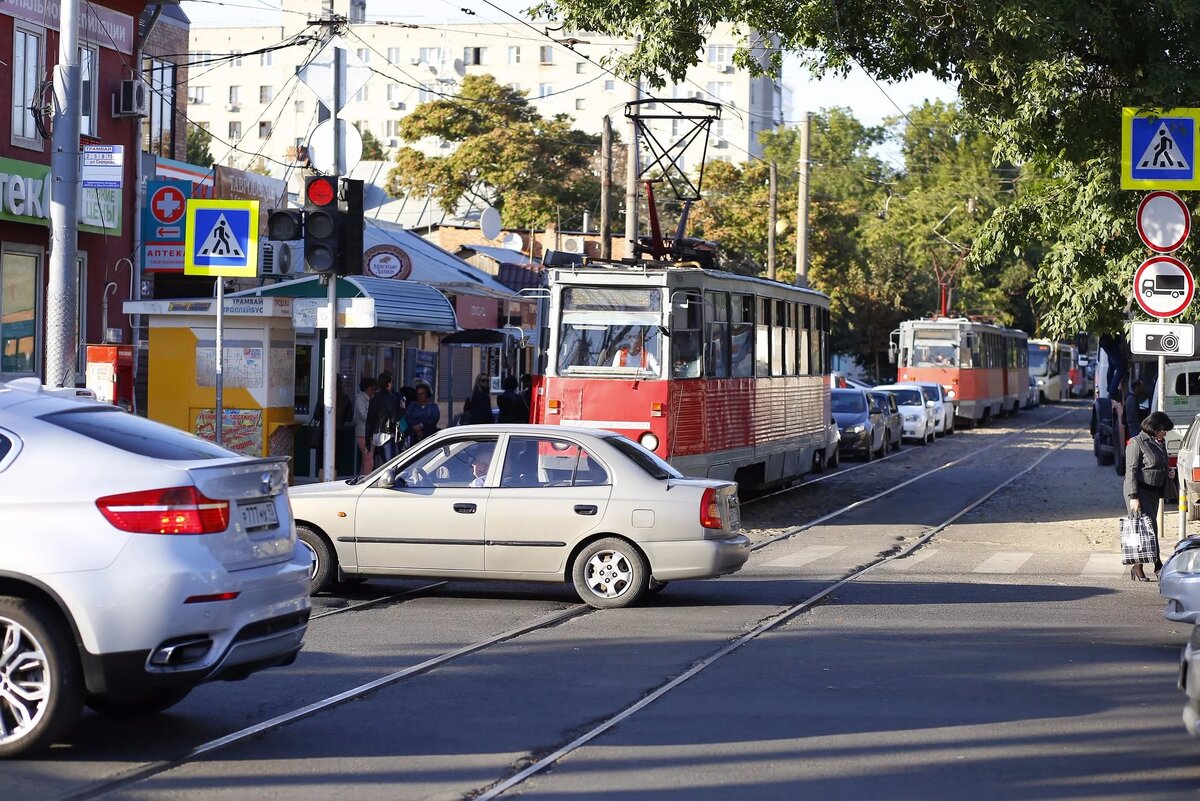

left=46, top=0, right=83, bottom=386
left=322, top=42, right=345, bottom=482
left=795, top=111, right=810, bottom=288
left=215, top=280, right=224, bottom=445
left=624, top=77, right=640, bottom=258
left=600, top=115, right=612, bottom=260
left=1159, top=352, right=1167, bottom=541
left=767, top=161, right=777, bottom=280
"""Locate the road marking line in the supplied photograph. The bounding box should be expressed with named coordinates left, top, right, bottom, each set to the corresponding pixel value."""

left=764, top=545, right=846, bottom=568
left=1081, top=553, right=1127, bottom=576
left=973, top=551, right=1034, bottom=573
left=881, top=548, right=939, bottom=571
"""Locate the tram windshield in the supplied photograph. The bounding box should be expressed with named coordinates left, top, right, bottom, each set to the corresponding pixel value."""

left=557, top=286, right=664, bottom=377
left=910, top=328, right=958, bottom=367
left=1028, top=343, right=1053, bottom=376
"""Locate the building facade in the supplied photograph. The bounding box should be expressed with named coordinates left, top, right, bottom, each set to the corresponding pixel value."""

left=188, top=1, right=783, bottom=179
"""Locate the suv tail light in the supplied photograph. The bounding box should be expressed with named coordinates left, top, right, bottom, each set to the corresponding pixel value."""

left=96, top=486, right=230, bottom=534
left=700, top=487, right=723, bottom=529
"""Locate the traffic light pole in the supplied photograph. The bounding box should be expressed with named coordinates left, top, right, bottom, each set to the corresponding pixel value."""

left=321, top=43, right=346, bottom=482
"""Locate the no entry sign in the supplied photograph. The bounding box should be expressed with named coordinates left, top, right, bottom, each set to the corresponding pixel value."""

left=1137, top=191, right=1191, bottom=253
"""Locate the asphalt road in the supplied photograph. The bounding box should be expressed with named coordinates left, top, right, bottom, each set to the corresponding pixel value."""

left=9, top=402, right=1198, bottom=801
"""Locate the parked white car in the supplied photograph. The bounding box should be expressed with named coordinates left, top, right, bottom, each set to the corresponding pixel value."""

left=875, top=384, right=936, bottom=444
left=911, top=381, right=955, bottom=435
left=289, top=425, right=750, bottom=608
left=0, top=378, right=311, bottom=757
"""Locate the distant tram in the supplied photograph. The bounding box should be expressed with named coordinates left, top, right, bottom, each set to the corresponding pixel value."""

left=891, top=318, right=1029, bottom=426
left=531, top=262, right=832, bottom=491
left=1027, top=339, right=1076, bottom=403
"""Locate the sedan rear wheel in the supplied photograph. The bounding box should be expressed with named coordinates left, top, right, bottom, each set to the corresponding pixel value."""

left=572, top=538, right=649, bottom=609
left=0, top=598, right=83, bottom=758
left=297, top=525, right=335, bottom=595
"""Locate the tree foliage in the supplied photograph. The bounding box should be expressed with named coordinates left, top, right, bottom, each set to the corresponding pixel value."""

left=534, top=0, right=1200, bottom=337
left=386, top=74, right=604, bottom=228
left=186, top=124, right=214, bottom=168
left=360, top=129, right=386, bottom=161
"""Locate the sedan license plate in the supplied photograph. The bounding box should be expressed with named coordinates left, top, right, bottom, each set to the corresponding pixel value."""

left=728, top=501, right=741, bottom=531
left=239, top=499, right=279, bottom=532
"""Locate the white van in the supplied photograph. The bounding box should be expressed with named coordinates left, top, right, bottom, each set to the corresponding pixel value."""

left=1150, top=360, right=1200, bottom=460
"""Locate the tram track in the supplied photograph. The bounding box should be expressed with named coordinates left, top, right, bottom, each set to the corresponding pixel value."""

left=47, top=407, right=1083, bottom=801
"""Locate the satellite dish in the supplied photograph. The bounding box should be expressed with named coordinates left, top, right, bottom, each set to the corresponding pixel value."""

left=307, top=119, right=363, bottom=175
left=500, top=232, right=524, bottom=251
left=481, top=206, right=502, bottom=240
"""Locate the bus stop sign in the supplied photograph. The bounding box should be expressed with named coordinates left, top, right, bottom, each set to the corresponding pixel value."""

left=1134, top=254, right=1195, bottom=318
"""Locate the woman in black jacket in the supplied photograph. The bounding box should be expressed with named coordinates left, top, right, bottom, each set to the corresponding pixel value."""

left=1124, top=410, right=1175, bottom=581
left=464, top=373, right=496, bottom=425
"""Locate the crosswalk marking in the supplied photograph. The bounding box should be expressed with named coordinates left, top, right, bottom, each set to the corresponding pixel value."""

left=1080, top=553, right=1128, bottom=576
left=972, top=551, right=1034, bottom=574
left=764, top=545, right=846, bottom=568
left=881, top=549, right=940, bottom=571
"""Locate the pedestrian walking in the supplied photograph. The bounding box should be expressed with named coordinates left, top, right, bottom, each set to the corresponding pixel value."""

left=1123, top=410, right=1175, bottom=581
left=406, top=382, right=440, bottom=444
left=497, top=374, right=530, bottom=423
left=354, top=376, right=377, bottom=474
left=366, top=371, right=400, bottom=464
left=463, top=373, right=495, bottom=425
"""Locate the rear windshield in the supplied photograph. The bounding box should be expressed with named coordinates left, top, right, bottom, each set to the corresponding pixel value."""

left=606, top=435, right=682, bottom=480
left=831, top=391, right=866, bottom=414
left=40, top=408, right=232, bottom=460
left=886, top=388, right=923, bottom=406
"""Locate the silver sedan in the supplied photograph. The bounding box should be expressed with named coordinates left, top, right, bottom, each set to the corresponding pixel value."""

left=289, top=425, right=750, bottom=608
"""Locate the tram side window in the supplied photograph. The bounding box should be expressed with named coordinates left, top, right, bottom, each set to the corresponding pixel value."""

left=784, top=302, right=797, bottom=375
left=960, top=334, right=975, bottom=368
left=671, top=294, right=702, bottom=378
left=704, top=291, right=730, bottom=378
left=731, top=294, right=754, bottom=377
left=756, top=297, right=771, bottom=377
left=798, top=306, right=811, bottom=375
left=809, top=306, right=822, bottom=376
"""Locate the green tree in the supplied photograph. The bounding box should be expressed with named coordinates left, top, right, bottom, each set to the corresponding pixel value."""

left=360, top=129, right=386, bottom=161
left=386, top=74, right=603, bottom=228
left=186, top=124, right=214, bottom=168
left=534, top=0, right=1200, bottom=337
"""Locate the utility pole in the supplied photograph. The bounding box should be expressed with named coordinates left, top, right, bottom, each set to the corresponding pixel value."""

left=624, top=76, right=640, bottom=258
left=795, top=111, right=810, bottom=288
left=46, top=0, right=83, bottom=386
left=601, top=115, right=612, bottom=259
left=767, top=161, right=777, bottom=280
left=321, top=37, right=346, bottom=483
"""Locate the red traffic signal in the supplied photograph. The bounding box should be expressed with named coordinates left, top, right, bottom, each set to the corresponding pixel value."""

left=306, top=176, right=336, bottom=207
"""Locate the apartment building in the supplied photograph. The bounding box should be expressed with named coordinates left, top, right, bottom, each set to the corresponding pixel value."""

left=188, top=0, right=784, bottom=178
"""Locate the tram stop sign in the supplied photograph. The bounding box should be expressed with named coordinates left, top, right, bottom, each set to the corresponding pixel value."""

left=1134, top=254, right=1195, bottom=318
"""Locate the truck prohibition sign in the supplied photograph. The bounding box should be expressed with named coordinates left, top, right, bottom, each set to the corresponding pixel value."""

left=1134, top=254, right=1195, bottom=318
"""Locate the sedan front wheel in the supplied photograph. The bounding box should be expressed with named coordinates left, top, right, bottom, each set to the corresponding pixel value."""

left=572, top=538, right=650, bottom=609
left=297, top=525, right=336, bottom=595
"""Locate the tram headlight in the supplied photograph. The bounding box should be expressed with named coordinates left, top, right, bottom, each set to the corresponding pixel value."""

left=945, top=388, right=956, bottom=400
left=639, top=432, right=660, bottom=452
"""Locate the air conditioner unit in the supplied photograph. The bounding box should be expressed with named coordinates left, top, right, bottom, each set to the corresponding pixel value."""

left=409, top=57, right=421, bottom=65
left=714, top=138, right=727, bottom=148
left=387, top=138, right=399, bottom=147
left=690, top=91, right=705, bottom=99
left=225, top=103, right=239, bottom=112
left=113, top=79, right=148, bottom=117
left=720, top=64, right=735, bottom=73
left=388, top=101, right=405, bottom=110
left=261, top=241, right=296, bottom=276
left=561, top=235, right=585, bottom=254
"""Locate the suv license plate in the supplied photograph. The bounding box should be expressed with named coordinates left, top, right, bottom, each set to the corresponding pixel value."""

left=240, top=500, right=279, bottom=531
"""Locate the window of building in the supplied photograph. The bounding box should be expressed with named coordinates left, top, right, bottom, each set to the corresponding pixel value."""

left=11, top=25, right=42, bottom=146
left=258, top=121, right=272, bottom=139
left=385, top=119, right=401, bottom=137
left=575, top=61, right=585, bottom=74
left=604, top=79, right=615, bottom=91
left=538, top=83, right=553, bottom=98
left=387, top=84, right=402, bottom=102
left=144, top=57, right=176, bottom=157
left=509, top=82, right=523, bottom=94
left=539, top=45, right=553, bottom=64
left=260, top=50, right=272, bottom=67
left=463, top=46, right=485, bottom=65
left=294, top=99, right=305, bottom=113
left=418, top=84, right=436, bottom=103
left=354, top=84, right=368, bottom=103
left=259, top=85, right=273, bottom=104
left=228, top=85, right=240, bottom=105
left=356, top=47, right=369, bottom=64
left=189, top=86, right=207, bottom=105
left=575, top=98, right=585, bottom=111
left=228, top=121, right=242, bottom=140
left=508, top=46, right=521, bottom=64
left=418, top=47, right=441, bottom=64
left=231, top=50, right=242, bottom=67
left=194, top=51, right=212, bottom=66
left=79, top=46, right=98, bottom=137
left=708, top=44, right=733, bottom=65
left=706, top=81, right=733, bottom=101
left=0, top=247, right=39, bottom=377
left=387, top=47, right=401, bottom=64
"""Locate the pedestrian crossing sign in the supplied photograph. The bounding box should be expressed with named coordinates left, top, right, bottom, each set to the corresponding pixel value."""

left=1122, top=108, right=1200, bottom=189
left=184, top=199, right=260, bottom=277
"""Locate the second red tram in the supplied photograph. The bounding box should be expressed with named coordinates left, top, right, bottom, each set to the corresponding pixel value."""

left=531, top=262, right=832, bottom=490
left=891, top=317, right=1029, bottom=425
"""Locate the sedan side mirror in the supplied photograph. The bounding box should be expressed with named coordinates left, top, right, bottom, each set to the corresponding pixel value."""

left=376, top=467, right=398, bottom=488
left=926, top=400, right=936, bottom=408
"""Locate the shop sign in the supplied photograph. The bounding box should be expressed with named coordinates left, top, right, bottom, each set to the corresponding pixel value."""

left=215, top=166, right=286, bottom=236
left=143, top=179, right=191, bottom=272
left=3, top=0, right=135, bottom=54
left=0, top=156, right=120, bottom=234
left=364, top=244, right=412, bottom=279
left=453, top=295, right=500, bottom=329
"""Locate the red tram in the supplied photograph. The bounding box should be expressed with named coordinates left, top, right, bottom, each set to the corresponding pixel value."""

left=891, top=317, right=1029, bottom=426
left=531, top=262, right=832, bottom=491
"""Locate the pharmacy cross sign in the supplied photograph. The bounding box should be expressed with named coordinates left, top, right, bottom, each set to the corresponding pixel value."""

left=150, top=185, right=185, bottom=225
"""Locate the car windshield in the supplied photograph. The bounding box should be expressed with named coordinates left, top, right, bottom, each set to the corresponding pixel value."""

left=557, top=287, right=664, bottom=378
left=606, top=434, right=682, bottom=480
left=831, top=391, right=866, bottom=414
left=39, top=407, right=232, bottom=460
left=887, top=388, right=923, bottom=406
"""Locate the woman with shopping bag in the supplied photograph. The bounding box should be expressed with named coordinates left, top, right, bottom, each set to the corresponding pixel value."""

left=1123, top=410, right=1176, bottom=581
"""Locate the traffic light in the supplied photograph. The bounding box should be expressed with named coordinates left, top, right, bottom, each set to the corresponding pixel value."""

left=341, top=178, right=364, bottom=277
left=266, top=207, right=303, bottom=241
left=304, top=175, right=340, bottom=273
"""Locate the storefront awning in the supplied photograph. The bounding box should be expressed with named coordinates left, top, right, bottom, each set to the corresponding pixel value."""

left=229, top=275, right=458, bottom=337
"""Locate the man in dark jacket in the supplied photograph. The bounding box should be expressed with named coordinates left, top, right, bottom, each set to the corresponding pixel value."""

left=497, top=374, right=530, bottom=423
left=366, top=371, right=401, bottom=462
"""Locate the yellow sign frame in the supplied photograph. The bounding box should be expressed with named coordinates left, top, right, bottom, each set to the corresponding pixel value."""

left=184, top=199, right=260, bottom=277
left=1122, top=107, right=1200, bottom=190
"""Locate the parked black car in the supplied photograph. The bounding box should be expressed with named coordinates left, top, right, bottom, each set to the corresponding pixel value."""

left=832, top=388, right=886, bottom=461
